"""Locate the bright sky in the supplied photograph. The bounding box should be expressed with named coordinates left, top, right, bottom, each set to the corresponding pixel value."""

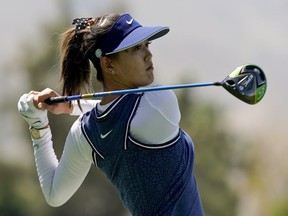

left=1, top=0, right=287, bottom=154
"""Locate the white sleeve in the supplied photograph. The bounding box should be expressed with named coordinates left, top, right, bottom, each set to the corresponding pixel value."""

left=32, top=117, right=93, bottom=207
left=70, top=100, right=100, bottom=116
left=130, top=90, right=181, bottom=144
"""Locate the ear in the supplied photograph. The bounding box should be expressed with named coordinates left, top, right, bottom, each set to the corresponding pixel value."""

left=100, top=57, right=115, bottom=75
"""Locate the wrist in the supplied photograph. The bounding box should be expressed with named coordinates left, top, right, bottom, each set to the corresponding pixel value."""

left=30, top=125, right=49, bottom=130
left=29, top=125, right=50, bottom=140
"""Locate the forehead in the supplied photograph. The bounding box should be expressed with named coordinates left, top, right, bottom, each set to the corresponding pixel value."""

left=118, top=40, right=150, bottom=54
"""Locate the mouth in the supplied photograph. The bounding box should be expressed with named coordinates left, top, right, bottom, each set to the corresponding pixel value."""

left=146, top=64, right=154, bottom=71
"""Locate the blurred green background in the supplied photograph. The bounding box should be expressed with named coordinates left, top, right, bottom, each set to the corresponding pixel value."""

left=0, top=0, right=287, bottom=215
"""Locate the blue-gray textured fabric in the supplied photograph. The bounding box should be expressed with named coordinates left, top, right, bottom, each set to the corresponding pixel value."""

left=81, top=94, right=204, bottom=216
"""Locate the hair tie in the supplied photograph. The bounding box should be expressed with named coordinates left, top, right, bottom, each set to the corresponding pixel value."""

left=95, top=49, right=102, bottom=58
left=72, top=17, right=93, bottom=34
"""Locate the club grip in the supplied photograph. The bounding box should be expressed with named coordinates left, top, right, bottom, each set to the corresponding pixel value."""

left=45, top=96, right=67, bottom=105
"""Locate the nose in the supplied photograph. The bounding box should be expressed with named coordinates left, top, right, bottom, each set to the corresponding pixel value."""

left=145, top=47, right=153, bottom=61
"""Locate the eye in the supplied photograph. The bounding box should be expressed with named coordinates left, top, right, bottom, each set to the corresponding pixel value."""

left=133, top=41, right=151, bottom=51
left=134, top=44, right=142, bottom=51
left=146, top=41, right=151, bottom=48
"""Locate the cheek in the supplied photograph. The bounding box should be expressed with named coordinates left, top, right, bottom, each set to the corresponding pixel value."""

left=120, top=60, right=140, bottom=76
left=115, top=55, right=152, bottom=84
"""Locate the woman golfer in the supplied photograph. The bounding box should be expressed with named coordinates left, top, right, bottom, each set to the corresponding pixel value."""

left=18, top=13, right=204, bottom=215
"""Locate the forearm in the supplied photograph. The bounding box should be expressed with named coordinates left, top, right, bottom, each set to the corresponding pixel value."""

left=32, top=130, right=60, bottom=206
left=18, top=92, right=93, bottom=206
left=32, top=126, right=92, bottom=207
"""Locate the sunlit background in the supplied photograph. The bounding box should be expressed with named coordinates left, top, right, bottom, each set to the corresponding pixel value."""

left=0, top=0, right=287, bottom=215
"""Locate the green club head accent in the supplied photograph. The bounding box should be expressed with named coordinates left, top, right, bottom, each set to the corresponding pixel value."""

left=220, top=64, right=267, bottom=104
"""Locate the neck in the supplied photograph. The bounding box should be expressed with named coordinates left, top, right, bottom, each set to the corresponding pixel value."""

left=100, top=81, right=131, bottom=105
left=100, top=95, right=119, bottom=105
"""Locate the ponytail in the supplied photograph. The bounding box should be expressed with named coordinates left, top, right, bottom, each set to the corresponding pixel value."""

left=59, top=29, right=92, bottom=98
left=59, top=14, right=121, bottom=108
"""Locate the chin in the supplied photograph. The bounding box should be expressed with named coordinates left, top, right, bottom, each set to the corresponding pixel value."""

left=146, top=76, right=154, bottom=86
left=139, top=79, right=153, bottom=88
left=139, top=72, right=154, bottom=87
left=148, top=72, right=154, bottom=82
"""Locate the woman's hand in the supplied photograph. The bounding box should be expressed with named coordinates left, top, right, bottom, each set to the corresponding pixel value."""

left=32, top=88, right=73, bottom=115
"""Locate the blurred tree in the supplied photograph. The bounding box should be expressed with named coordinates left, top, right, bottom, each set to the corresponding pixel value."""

left=0, top=163, right=28, bottom=216
left=177, top=89, right=238, bottom=216
left=0, top=162, right=50, bottom=216
left=270, top=197, right=288, bottom=216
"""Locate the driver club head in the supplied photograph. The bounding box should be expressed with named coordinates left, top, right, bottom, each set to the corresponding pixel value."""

left=220, top=64, right=267, bottom=104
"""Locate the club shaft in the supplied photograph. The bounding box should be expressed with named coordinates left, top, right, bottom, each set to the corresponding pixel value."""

left=45, top=82, right=221, bottom=104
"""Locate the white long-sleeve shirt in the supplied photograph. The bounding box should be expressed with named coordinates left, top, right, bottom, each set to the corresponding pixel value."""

left=32, top=90, right=181, bottom=207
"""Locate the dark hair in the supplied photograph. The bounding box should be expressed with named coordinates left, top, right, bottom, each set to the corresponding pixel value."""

left=59, top=14, right=121, bottom=106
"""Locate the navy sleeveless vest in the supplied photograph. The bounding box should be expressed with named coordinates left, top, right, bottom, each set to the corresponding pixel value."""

left=81, top=94, right=204, bottom=216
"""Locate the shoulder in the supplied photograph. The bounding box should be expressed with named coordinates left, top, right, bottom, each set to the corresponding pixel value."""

left=70, top=116, right=83, bottom=134
left=67, top=117, right=93, bottom=162
left=140, top=88, right=180, bottom=121
left=130, top=88, right=181, bottom=144
left=141, top=87, right=179, bottom=108
left=70, top=100, right=100, bottom=116
left=68, top=117, right=87, bottom=146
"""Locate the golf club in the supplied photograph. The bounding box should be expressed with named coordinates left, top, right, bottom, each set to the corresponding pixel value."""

left=45, top=64, right=267, bottom=105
